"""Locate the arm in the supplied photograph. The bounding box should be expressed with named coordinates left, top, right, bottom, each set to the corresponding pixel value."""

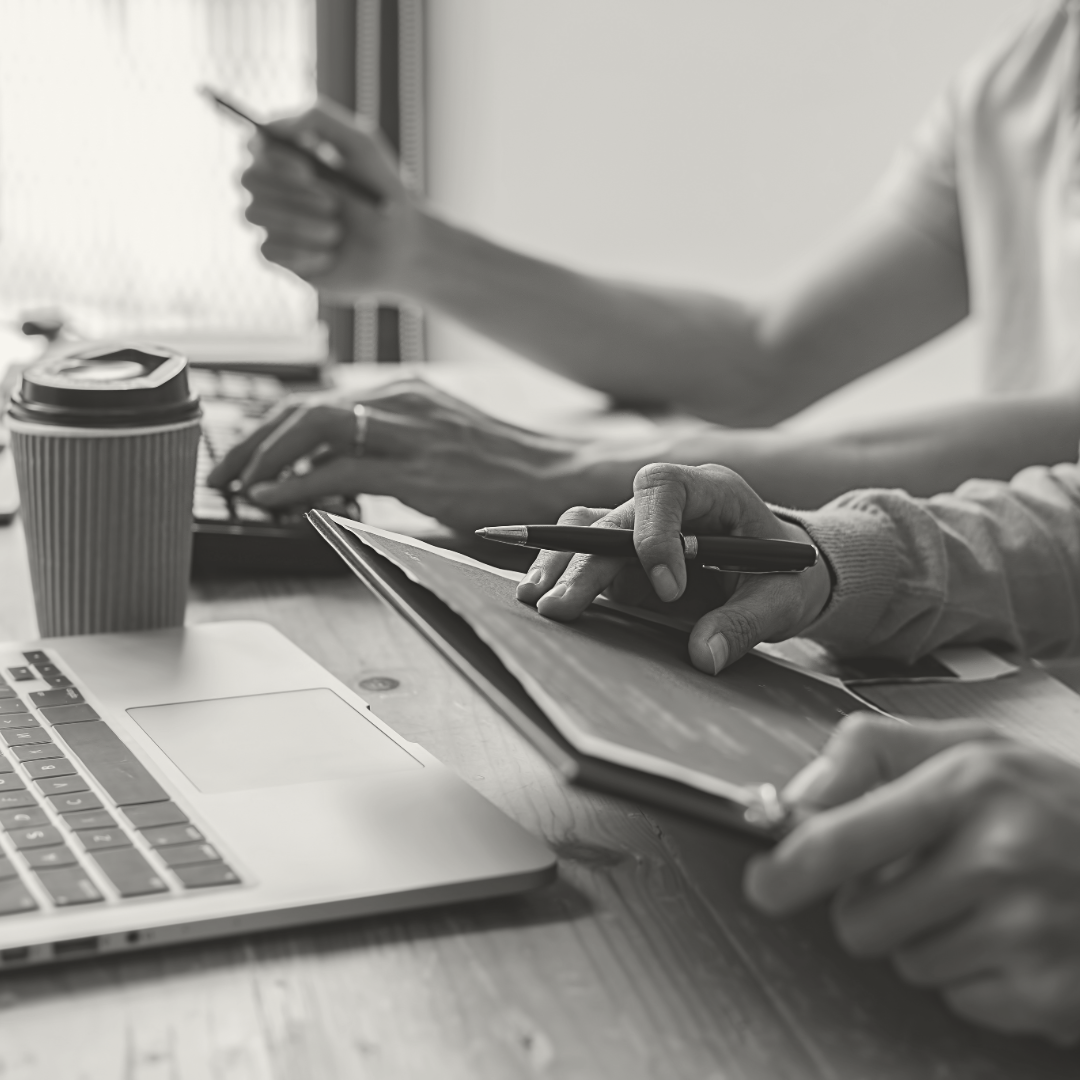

left=792, top=459, right=1080, bottom=662
left=242, top=100, right=967, bottom=426
left=520, top=459, right=1080, bottom=674
left=653, top=388, right=1080, bottom=507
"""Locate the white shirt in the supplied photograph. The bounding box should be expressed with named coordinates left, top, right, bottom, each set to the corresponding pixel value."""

left=878, top=0, right=1080, bottom=392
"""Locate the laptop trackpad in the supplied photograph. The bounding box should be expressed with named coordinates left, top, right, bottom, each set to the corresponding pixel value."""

left=128, top=688, right=422, bottom=794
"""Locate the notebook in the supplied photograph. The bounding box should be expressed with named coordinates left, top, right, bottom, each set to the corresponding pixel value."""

left=309, top=512, right=878, bottom=839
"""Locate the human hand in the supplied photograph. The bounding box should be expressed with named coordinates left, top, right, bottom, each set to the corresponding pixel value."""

left=205, top=379, right=590, bottom=533
left=239, top=98, right=425, bottom=302
left=516, top=462, right=832, bottom=674
left=745, top=713, right=1080, bottom=1044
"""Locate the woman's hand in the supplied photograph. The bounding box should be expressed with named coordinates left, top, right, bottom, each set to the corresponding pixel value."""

left=746, top=713, right=1080, bottom=1044
left=516, top=462, right=832, bottom=674
left=239, top=98, right=426, bottom=302
left=206, top=379, right=591, bottom=533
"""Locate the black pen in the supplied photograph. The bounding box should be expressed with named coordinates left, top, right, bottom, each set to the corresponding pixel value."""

left=475, top=525, right=817, bottom=574
left=200, top=86, right=384, bottom=206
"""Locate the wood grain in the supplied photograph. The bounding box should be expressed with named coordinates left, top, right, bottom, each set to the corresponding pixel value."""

left=1, top=521, right=1079, bottom=1077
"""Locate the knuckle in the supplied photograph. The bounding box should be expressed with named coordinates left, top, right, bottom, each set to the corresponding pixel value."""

left=718, top=606, right=763, bottom=652
left=964, top=810, right=1039, bottom=888
left=947, top=741, right=1027, bottom=802
left=833, top=711, right=892, bottom=750
left=633, top=461, right=687, bottom=492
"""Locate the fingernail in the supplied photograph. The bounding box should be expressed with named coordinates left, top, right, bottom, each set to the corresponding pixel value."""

left=247, top=482, right=275, bottom=503
left=544, top=583, right=568, bottom=601
left=706, top=634, right=729, bottom=675
left=524, top=567, right=543, bottom=585
left=780, top=756, right=834, bottom=806
left=650, top=564, right=679, bottom=602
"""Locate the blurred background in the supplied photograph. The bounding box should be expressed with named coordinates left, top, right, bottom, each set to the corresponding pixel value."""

left=0, top=0, right=1033, bottom=421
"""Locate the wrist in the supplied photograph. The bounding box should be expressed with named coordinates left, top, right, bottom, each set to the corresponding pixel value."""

left=391, top=211, right=474, bottom=306
left=779, top=520, right=832, bottom=630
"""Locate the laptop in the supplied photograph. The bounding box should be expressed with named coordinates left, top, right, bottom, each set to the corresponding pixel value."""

left=0, top=621, right=556, bottom=966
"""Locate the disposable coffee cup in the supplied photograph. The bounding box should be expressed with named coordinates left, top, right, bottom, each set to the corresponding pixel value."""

left=6, top=343, right=201, bottom=636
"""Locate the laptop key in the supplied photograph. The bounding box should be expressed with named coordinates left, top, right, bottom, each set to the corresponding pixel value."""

left=32, top=664, right=60, bottom=678
left=0, top=791, right=39, bottom=810
left=0, top=714, right=40, bottom=729
left=0, top=686, right=17, bottom=700
left=2, top=728, right=50, bottom=746
left=0, top=855, right=19, bottom=880
left=173, top=863, right=240, bottom=889
left=0, top=879, right=38, bottom=914
left=22, top=651, right=49, bottom=665
left=29, top=687, right=84, bottom=709
left=10, top=825, right=63, bottom=849
left=44, top=676, right=73, bottom=689
left=92, top=848, right=169, bottom=897
left=6, top=667, right=33, bottom=682
left=122, top=802, right=188, bottom=829
left=23, top=845, right=78, bottom=870
left=23, top=758, right=77, bottom=781
left=34, top=867, right=102, bottom=906
left=0, top=776, right=26, bottom=792
left=0, top=700, right=30, bottom=716
left=36, top=776, right=89, bottom=797
left=0, top=807, right=49, bottom=829
left=140, top=823, right=204, bottom=847
left=40, top=703, right=99, bottom=725
left=56, top=722, right=168, bottom=806
left=158, top=842, right=221, bottom=867
left=11, top=743, right=63, bottom=762
left=62, top=810, right=115, bottom=830
left=75, top=828, right=131, bottom=852
left=47, top=791, right=101, bottom=813
left=0, top=756, right=11, bottom=774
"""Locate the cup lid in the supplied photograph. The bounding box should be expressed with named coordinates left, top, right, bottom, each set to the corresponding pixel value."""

left=7, top=343, right=201, bottom=428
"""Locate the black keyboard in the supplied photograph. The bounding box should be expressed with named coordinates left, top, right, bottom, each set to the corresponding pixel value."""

left=0, top=654, right=239, bottom=922
left=191, top=370, right=361, bottom=577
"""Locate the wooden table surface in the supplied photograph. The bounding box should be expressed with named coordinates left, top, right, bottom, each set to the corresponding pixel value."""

left=1, top=517, right=1079, bottom=1079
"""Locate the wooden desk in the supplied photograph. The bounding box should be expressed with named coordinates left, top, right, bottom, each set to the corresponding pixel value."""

left=1, top=519, right=1079, bottom=1078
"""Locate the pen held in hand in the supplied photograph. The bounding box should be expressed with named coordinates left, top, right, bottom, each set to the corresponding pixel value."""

left=475, top=525, right=817, bottom=574
left=200, top=86, right=384, bottom=207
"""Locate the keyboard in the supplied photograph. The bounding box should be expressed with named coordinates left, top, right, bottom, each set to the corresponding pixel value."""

left=191, top=369, right=362, bottom=576
left=0, top=653, right=238, bottom=919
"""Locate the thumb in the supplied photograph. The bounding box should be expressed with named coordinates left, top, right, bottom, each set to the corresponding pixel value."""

left=687, top=575, right=804, bottom=676
left=267, top=99, right=401, bottom=197
left=783, top=713, right=1002, bottom=812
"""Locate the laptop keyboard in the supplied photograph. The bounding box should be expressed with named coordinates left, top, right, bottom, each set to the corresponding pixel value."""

left=0, top=654, right=240, bottom=916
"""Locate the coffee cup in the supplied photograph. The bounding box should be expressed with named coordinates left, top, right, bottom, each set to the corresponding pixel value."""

left=6, top=343, right=201, bottom=636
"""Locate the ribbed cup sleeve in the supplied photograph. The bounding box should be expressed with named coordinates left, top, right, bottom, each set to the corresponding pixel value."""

left=11, top=423, right=200, bottom=637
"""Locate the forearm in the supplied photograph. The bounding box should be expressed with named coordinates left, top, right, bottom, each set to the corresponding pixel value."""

left=787, top=461, right=1080, bottom=662
left=728, top=390, right=1080, bottom=507
left=400, top=215, right=782, bottom=423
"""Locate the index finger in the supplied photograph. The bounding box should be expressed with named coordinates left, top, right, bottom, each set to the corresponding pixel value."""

left=238, top=405, right=354, bottom=488
left=205, top=400, right=300, bottom=488
left=631, top=463, right=693, bottom=602
left=744, top=745, right=972, bottom=916
left=533, top=502, right=637, bottom=621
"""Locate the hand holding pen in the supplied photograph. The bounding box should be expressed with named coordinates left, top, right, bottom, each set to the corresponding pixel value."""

left=515, top=462, right=833, bottom=676
left=204, top=89, right=418, bottom=303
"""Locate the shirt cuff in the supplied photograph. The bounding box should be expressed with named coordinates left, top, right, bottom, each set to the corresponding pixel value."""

left=770, top=503, right=900, bottom=649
